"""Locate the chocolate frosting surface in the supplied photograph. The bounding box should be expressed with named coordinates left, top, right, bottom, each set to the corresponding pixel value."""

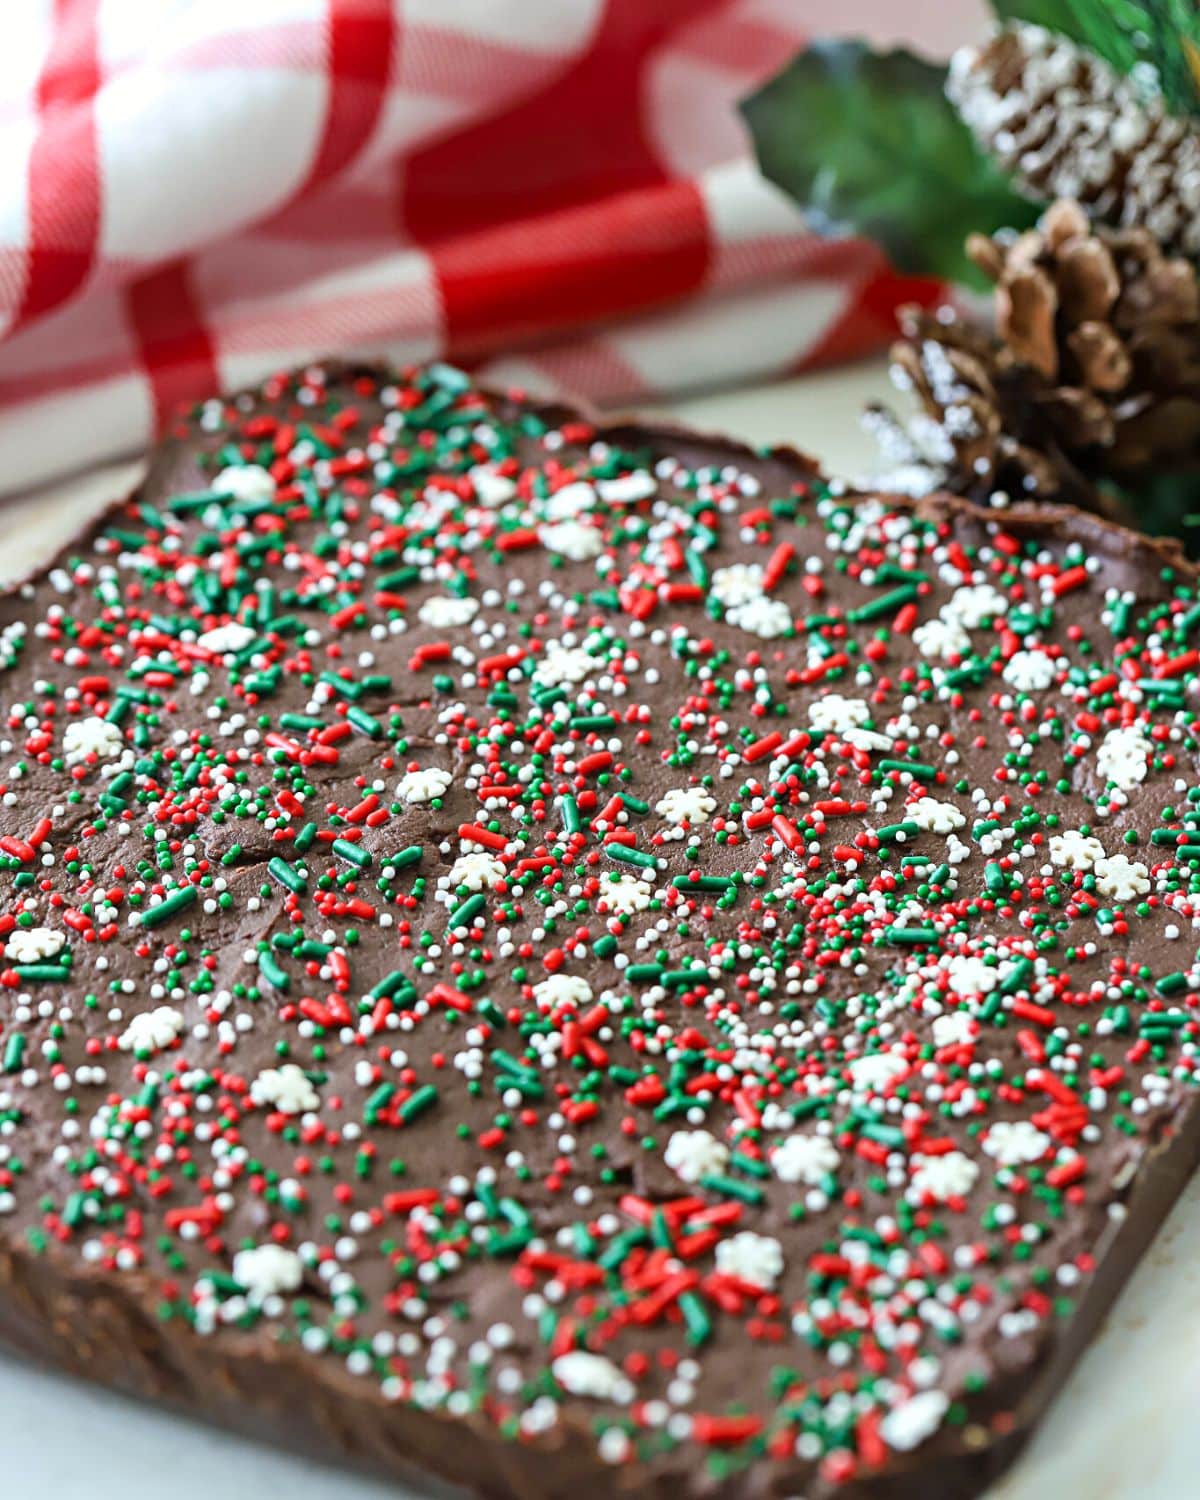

left=1, top=363, right=1199, bottom=1499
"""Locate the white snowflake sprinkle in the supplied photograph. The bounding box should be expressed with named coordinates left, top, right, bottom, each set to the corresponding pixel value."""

left=600, top=875, right=653, bottom=915
left=913, top=616, right=971, bottom=660
left=543, top=482, right=596, bottom=520
left=730, top=594, right=792, bottom=639
left=942, top=953, right=997, bottom=997
left=198, top=622, right=255, bottom=655
left=214, top=463, right=275, bottom=502
left=532, top=974, right=593, bottom=1007
left=63, top=717, right=124, bottom=767
left=655, top=787, right=717, bottom=825
left=772, top=1133, right=840, bottom=1185
left=664, top=1128, right=729, bottom=1184
left=1097, top=726, right=1152, bottom=789
left=468, top=466, right=517, bottom=507
left=908, top=797, right=965, bottom=833
left=715, top=1231, right=784, bottom=1289
left=843, top=726, right=894, bottom=752
left=1048, top=829, right=1105, bottom=870
left=711, top=563, right=764, bottom=609
left=943, top=583, right=1008, bottom=627
left=596, top=472, right=657, bottom=505
left=446, top=851, right=505, bottom=891
left=4, top=926, right=65, bottom=964
left=848, top=1052, right=908, bottom=1092
left=881, top=1390, right=949, bottom=1452
left=911, top=1151, right=978, bottom=1200
left=552, top=1351, right=633, bottom=1403
left=983, top=1120, right=1051, bottom=1166
left=232, top=1243, right=304, bottom=1300
left=396, top=766, right=453, bottom=804
left=932, top=1011, right=975, bottom=1047
left=533, top=645, right=595, bottom=687
left=539, top=521, right=603, bottom=561
left=1003, top=650, right=1055, bottom=691
left=251, top=1064, right=319, bottom=1114
left=809, top=694, right=870, bottom=735
left=1093, top=853, right=1150, bottom=901
left=119, top=1006, right=185, bottom=1054
left=418, top=596, right=478, bottom=629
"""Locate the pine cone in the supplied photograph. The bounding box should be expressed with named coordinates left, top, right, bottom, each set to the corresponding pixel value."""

left=948, top=22, right=1200, bottom=259
left=870, top=199, right=1200, bottom=508
left=869, top=310, right=1084, bottom=506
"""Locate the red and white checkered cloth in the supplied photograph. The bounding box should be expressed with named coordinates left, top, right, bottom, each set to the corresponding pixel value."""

left=0, top=0, right=953, bottom=495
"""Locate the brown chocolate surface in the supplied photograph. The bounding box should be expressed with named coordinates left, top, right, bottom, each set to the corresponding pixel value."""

left=0, top=362, right=1199, bottom=1499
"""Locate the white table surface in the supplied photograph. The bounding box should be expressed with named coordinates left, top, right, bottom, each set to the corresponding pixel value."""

left=2, top=360, right=1198, bottom=1499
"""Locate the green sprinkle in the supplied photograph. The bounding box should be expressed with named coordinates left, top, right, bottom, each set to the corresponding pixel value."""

left=846, top=584, right=919, bottom=623
left=268, top=857, right=307, bottom=896
left=139, top=885, right=198, bottom=928
left=332, top=838, right=371, bottom=869
left=627, top=963, right=664, bottom=984
left=447, top=892, right=486, bottom=931
left=887, top=924, right=938, bottom=945
left=879, top=759, right=937, bottom=781
left=680, top=1291, right=712, bottom=1346
left=258, top=951, right=290, bottom=993
left=370, top=971, right=413, bottom=1002
left=606, top=844, right=657, bottom=871
left=347, top=705, right=383, bottom=738
left=399, top=1085, right=439, bottom=1123
left=559, top=796, right=582, bottom=835
left=876, top=821, right=919, bottom=844
left=699, top=1174, right=764, bottom=1205
left=366, top=1082, right=397, bottom=1117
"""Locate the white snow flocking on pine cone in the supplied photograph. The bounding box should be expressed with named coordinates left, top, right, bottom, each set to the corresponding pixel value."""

left=948, top=22, right=1200, bottom=258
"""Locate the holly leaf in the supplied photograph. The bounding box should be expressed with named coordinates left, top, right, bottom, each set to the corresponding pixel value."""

left=991, top=0, right=1200, bottom=115
left=741, top=42, right=1038, bottom=290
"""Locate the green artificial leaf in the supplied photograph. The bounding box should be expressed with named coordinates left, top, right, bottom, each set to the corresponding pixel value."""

left=1106, top=0, right=1200, bottom=113
left=990, top=0, right=1090, bottom=34
left=741, top=42, right=1039, bottom=289
left=1105, top=466, right=1200, bottom=547
left=990, top=0, right=1140, bottom=72
left=991, top=0, right=1200, bottom=115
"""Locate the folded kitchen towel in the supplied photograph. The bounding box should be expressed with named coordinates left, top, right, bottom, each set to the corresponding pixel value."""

left=0, top=0, right=954, bottom=494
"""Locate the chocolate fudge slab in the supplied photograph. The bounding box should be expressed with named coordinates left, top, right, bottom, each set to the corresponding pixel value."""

left=1, top=362, right=1199, bottom=1500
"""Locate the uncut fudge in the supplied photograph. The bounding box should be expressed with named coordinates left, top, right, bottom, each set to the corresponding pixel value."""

left=0, top=362, right=1199, bottom=1500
